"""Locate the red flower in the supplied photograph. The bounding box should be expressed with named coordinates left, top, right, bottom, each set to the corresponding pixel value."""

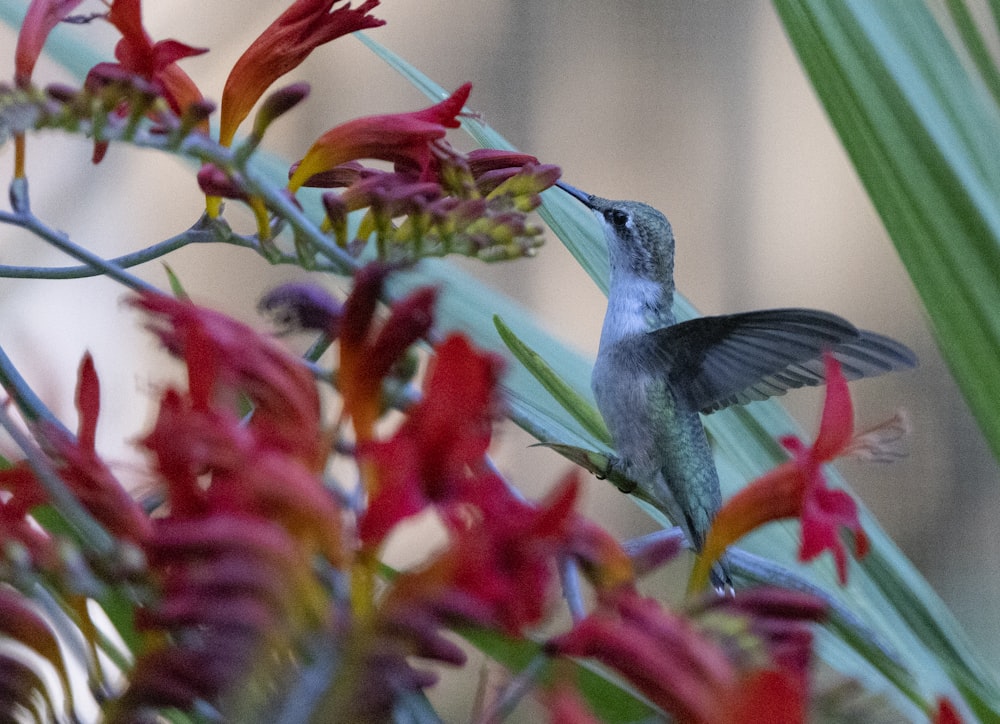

left=39, top=354, right=151, bottom=543
left=84, top=0, right=206, bottom=163
left=117, top=294, right=343, bottom=717
left=382, top=475, right=582, bottom=634
left=130, top=292, right=323, bottom=468
left=550, top=590, right=737, bottom=723
left=358, top=334, right=505, bottom=545
left=337, top=264, right=437, bottom=442
left=0, top=461, right=55, bottom=566
left=550, top=587, right=822, bottom=724
left=287, top=83, right=472, bottom=192
left=935, top=697, right=963, bottom=724
left=14, top=0, right=84, bottom=88
left=219, top=0, right=384, bottom=146
left=689, top=354, right=870, bottom=591
left=0, top=355, right=149, bottom=547
left=89, top=0, right=206, bottom=116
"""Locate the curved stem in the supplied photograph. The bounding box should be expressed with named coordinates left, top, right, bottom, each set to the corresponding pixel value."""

left=0, top=202, right=159, bottom=293
left=0, top=222, right=206, bottom=280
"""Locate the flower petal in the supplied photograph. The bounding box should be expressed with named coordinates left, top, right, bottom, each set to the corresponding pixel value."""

left=14, top=0, right=85, bottom=87
left=688, top=463, right=803, bottom=593
left=812, top=354, right=854, bottom=462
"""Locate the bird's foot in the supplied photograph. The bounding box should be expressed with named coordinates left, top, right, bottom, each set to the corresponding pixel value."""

left=598, top=455, right=636, bottom=493
left=709, top=556, right=734, bottom=596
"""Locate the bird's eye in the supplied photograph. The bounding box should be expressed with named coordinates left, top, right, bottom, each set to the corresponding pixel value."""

left=606, top=208, right=629, bottom=228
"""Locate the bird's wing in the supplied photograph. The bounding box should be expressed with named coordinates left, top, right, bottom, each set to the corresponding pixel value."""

left=647, top=308, right=917, bottom=414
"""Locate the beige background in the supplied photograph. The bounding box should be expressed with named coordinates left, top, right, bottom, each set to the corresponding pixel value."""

left=2, top=1, right=999, bottom=717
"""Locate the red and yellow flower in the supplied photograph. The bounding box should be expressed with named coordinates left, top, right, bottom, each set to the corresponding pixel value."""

left=288, top=83, right=472, bottom=192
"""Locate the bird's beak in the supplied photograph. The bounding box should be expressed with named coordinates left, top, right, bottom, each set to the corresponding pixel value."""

left=556, top=180, right=596, bottom=209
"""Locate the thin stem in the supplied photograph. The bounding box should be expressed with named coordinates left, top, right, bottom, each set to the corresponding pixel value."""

left=473, top=652, right=548, bottom=724
left=0, top=222, right=208, bottom=279
left=1, top=199, right=159, bottom=294
left=558, top=554, right=585, bottom=623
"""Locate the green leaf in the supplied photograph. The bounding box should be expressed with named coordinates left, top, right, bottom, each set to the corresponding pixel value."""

left=493, top=315, right=610, bottom=445
left=162, top=263, right=190, bottom=300
left=774, top=1, right=1000, bottom=715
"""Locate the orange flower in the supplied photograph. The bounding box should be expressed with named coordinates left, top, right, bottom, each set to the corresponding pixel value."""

left=287, top=83, right=472, bottom=192
left=219, top=0, right=384, bottom=146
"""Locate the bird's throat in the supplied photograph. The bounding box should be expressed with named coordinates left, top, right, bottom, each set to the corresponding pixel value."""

left=600, top=273, right=675, bottom=346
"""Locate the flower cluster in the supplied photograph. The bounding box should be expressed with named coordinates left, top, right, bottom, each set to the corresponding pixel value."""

left=0, top=267, right=834, bottom=721
left=8, top=0, right=559, bottom=261
left=303, top=142, right=562, bottom=263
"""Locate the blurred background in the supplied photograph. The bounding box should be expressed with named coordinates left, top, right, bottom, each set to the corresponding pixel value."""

left=2, top=0, right=999, bottom=717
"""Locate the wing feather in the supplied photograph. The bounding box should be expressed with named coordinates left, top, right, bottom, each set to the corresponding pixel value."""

left=647, top=309, right=916, bottom=413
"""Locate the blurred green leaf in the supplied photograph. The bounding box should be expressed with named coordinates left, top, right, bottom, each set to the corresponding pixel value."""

left=774, top=0, right=1000, bottom=466
left=775, top=1, right=1000, bottom=716
left=161, top=263, right=190, bottom=300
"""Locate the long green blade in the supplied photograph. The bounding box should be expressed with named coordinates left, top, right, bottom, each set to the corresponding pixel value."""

left=775, top=1, right=1000, bottom=465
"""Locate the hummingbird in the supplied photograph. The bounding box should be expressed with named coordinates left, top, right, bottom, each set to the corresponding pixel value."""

left=557, top=181, right=917, bottom=587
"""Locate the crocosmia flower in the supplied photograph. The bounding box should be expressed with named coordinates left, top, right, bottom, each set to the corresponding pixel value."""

left=89, top=0, right=206, bottom=116
left=689, top=354, right=875, bottom=591
left=549, top=586, right=824, bottom=724
left=288, top=83, right=472, bottom=192
left=83, top=0, right=206, bottom=163
left=219, top=0, right=384, bottom=146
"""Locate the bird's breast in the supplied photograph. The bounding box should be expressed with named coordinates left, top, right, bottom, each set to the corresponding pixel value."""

left=592, top=336, right=680, bottom=478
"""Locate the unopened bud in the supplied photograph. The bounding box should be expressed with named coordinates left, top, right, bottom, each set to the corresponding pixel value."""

left=252, top=83, right=310, bottom=139
left=196, top=164, right=248, bottom=200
